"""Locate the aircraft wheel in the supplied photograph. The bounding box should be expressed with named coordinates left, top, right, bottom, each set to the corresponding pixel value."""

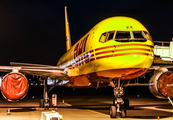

left=121, top=109, right=126, bottom=118
left=39, top=99, right=44, bottom=108
left=110, top=106, right=117, bottom=118
left=123, top=98, right=129, bottom=108
left=49, top=99, right=52, bottom=108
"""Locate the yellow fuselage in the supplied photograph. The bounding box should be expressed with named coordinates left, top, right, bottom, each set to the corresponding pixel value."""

left=57, top=17, right=154, bottom=87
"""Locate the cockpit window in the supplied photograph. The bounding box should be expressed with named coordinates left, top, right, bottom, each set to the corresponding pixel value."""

left=99, top=32, right=106, bottom=43
left=99, top=31, right=150, bottom=43
left=105, top=31, right=115, bottom=42
left=133, top=31, right=144, bottom=39
left=114, top=31, right=131, bottom=42
left=115, top=31, right=147, bottom=42
left=99, top=31, right=115, bottom=43
left=143, top=31, right=152, bottom=41
left=115, top=31, right=131, bottom=39
left=130, top=31, right=147, bottom=42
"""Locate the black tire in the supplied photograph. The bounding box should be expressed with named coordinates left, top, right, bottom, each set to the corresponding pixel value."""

left=121, top=98, right=129, bottom=109
left=40, top=99, right=44, bottom=108
left=110, top=106, right=117, bottom=118
left=49, top=99, right=52, bottom=108
left=123, top=98, right=129, bottom=108
left=121, top=109, right=126, bottom=118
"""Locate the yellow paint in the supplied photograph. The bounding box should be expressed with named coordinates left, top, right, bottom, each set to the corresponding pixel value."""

left=65, top=6, right=71, bottom=51
left=87, top=110, right=110, bottom=117
left=57, top=16, right=154, bottom=78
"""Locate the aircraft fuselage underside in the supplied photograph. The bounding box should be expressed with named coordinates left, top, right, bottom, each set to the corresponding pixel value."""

left=68, top=68, right=148, bottom=87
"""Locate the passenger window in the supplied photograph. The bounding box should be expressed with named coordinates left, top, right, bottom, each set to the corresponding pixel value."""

left=105, top=31, right=115, bottom=42
left=143, top=31, right=152, bottom=40
left=133, top=31, right=144, bottom=38
left=99, top=32, right=106, bottom=43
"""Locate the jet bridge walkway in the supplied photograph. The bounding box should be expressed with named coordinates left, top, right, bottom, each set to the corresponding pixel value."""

left=154, top=41, right=173, bottom=64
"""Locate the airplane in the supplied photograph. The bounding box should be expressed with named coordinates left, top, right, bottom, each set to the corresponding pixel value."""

left=0, top=6, right=173, bottom=118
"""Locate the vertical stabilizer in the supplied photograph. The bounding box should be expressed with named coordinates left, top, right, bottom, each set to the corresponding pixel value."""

left=65, top=6, right=71, bottom=51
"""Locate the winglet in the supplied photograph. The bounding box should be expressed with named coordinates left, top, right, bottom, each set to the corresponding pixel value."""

left=65, top=6, right=71, bottom=51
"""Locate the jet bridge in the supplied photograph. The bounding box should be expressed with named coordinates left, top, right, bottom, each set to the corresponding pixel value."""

left=154, top=41, right=173, bottom=64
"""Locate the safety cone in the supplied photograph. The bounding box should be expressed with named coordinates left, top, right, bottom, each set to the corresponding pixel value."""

left=157, top=116, right=160, bottom=120
left=7, top=108, right=11, bottom=115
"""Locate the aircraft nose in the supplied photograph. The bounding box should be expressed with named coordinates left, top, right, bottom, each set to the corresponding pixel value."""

left=115, top=53, right=153, bottom=79
left=94, top=52, right=153, bottom=80
left=113, top=44, right=154, bottom=69
left=120, top=52, right=153, bottom=69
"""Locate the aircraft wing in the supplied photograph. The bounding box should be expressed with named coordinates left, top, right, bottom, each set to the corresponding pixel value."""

left=0, top=62, right=68, bottom=79
left=149, top=65, right=173, bottom=70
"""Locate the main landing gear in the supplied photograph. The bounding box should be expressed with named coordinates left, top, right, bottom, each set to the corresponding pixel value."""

left=39, top=78, right=63, bottom=109
left=110, top=79, right=129, bottom=118
left=40, top=79, right=52, bottom=109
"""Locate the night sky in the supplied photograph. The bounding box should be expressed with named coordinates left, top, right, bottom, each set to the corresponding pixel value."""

left=0, top=1, right=173, bottom=66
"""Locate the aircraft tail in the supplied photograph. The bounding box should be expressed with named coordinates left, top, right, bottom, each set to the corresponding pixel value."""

left=64, top=6, right=71, bottom=51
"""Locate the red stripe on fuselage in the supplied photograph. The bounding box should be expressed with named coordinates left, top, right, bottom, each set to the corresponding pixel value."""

left=95, top=48, right=151, bottom=56
left=95, top=44, right=153, bottom=52
left=96, top=52, right=150, bottom=60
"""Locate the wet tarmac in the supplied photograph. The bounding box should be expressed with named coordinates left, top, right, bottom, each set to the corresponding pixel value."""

left=0, top=86, right=172, bottom=120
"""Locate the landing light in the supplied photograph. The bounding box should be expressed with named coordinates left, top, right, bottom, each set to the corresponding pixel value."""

left=149, top=83, right=154, bottom=86
left=134, top=54, right=137, bottom=57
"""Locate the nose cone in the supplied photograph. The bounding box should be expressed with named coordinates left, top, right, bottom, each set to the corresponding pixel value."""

left=118, top=52, right=153, bottom=69
left=117, top=53, right=153, bottom=79
left=94, top=48, right=154, bottom=80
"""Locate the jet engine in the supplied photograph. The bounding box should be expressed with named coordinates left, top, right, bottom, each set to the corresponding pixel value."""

left=149, top=68, right=173, bottom=99
left=1, top=72, right=29, bottom=101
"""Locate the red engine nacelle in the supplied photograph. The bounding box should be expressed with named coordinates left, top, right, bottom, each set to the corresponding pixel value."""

left=149, top=68, right=173, bottom=99
left=1, top=72, right=29, bottom=101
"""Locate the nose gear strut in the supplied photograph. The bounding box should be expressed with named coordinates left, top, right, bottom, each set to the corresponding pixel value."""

left=110, top=79, right=129, bottom=118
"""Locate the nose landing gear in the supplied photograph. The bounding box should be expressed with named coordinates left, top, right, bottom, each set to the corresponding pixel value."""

left=110, top=80, right=129, bottom=118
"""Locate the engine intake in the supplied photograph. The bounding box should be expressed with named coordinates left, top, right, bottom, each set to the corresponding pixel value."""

left=149, top=68, right=173, bottom=99
left=1, top=72, right=29, bottom=101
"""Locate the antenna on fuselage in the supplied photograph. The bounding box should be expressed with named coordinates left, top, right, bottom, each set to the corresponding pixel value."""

left=65, top=6, right=71, bottom=51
